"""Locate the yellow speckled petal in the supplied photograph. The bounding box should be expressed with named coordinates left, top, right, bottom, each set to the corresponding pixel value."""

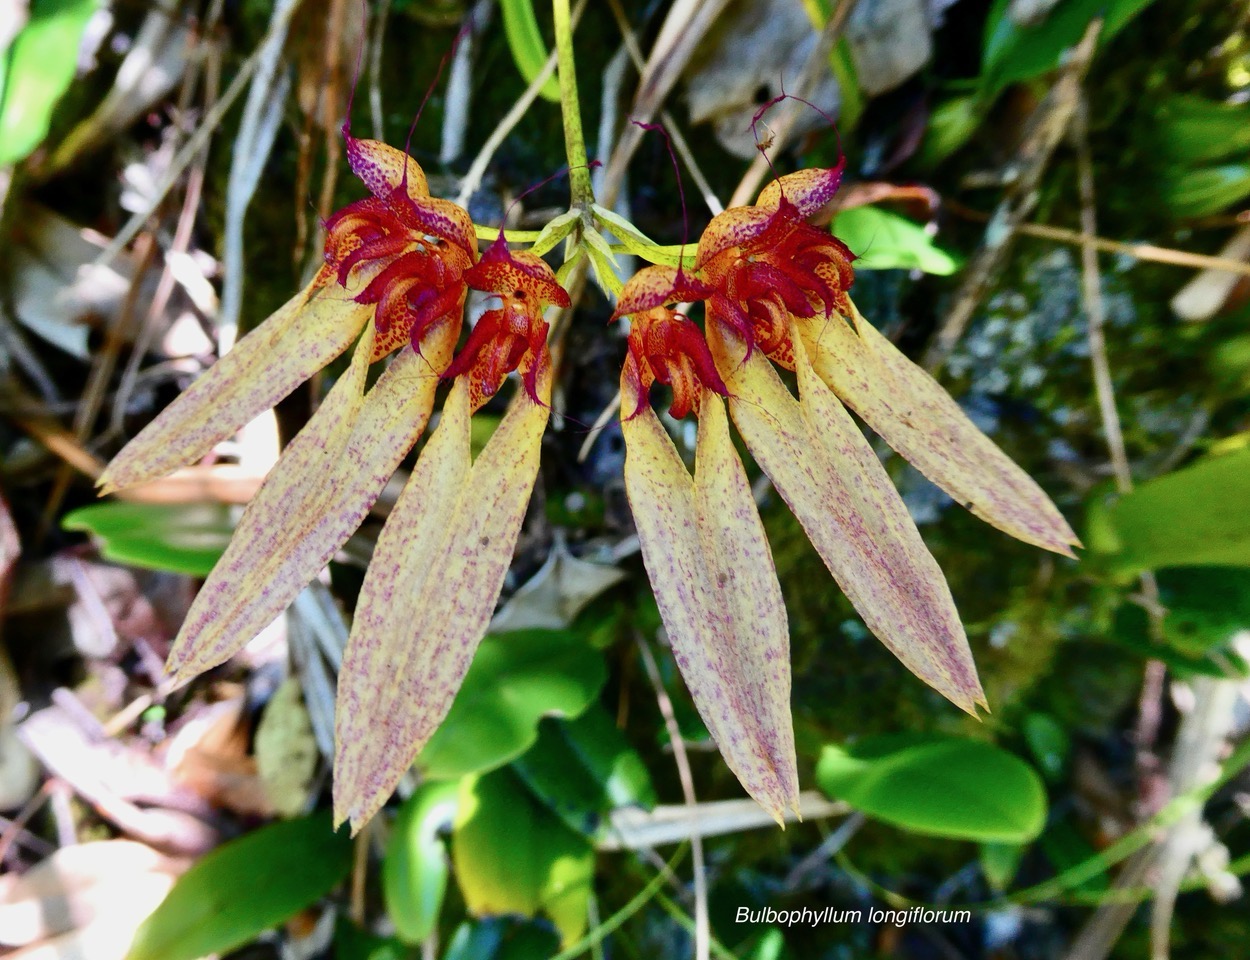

left=345, top=135, right=430, bottom=200
left=709, top=321, right=986, bottom=715
left=165, top=320, right=456, bottom=683
left=799, top=304, right=1080, bottom=556
left=333, top=372, right=550, bottom=833
left=98, top=279, right=370, bottom=494
left=622, top=390, right=798, bottom=823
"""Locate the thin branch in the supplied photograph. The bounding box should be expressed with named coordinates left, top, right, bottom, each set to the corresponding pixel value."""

left=634, top=633, right=709, bottom=960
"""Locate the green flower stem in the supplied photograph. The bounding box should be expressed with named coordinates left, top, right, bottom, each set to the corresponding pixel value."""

left=552, top=0, right=593, bottom=206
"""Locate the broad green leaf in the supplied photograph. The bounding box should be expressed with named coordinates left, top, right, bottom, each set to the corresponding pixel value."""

left=416, top=629, right=607, bottom=780
left=125, top=814, right=352, bottom=960
left=383, top=781, right=460, bottom=944
left=982, top=0, right=1160, bottom=98
left=1158, top=163, right=1250, bottom=218
left=63, top=501, right=236, bottom=576
left=1110, top=569, right=1250, bottom=679
left=500, top=0, right=559, bottom=102
left=452, top=769, right=595, bottom=947
left=1156, top=567, right=1250, bottom=655
left=1094, top=447, right=1250, bottom=573
left=0, top=0, right=98, bottom=167
left=832, top=206, right=960, bottom=275
left=511, top=709, right=656, bottom=836
left=816, top=735, right=1047, bottom=842
left=1155, top=94, right=1250, bottom=165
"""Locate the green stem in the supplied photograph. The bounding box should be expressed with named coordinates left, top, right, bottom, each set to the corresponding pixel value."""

left=552, top=0, right=593, bottom=205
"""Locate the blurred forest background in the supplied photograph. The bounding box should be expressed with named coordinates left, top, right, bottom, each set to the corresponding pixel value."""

left=2, top=0, right=1250, bottom=958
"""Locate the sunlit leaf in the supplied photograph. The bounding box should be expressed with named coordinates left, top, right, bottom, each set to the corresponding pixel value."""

left=417, top=629, right=607, bottom=780
left=816, top=735, right=1047, bottom=842
left=63, top=501, right=236, bottom=576
left=1156, top=94, right=1250, bottom=165
left=383, top=782, right=460, bottom=944
left=832, top=206, right=960, bottom=275
left=982, top=0, right=1160, bottom=98
left=500, top=0, right=560, bottom=102
left=1158, top=162, right=1250, bottom=218
left=0, top=0, right=98, bottom=167
left=511, top=709, right=656, bottom=837
left=1093, top=447, right=1250, bottom=573
left=452, top=769, right=594, bottom=947
left=125, top=814, right=352, bottom=960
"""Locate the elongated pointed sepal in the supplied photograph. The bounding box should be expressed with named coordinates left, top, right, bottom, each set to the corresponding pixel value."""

left=622, top=391, right=798, bottom=823
left=799, top=305, right=1080, bottom=556
left=99, top=281, right=370, bottom=494
left=164, top=322, right=455, bottom=683
left=709, top=322, right=986, bottom=715
left=334, top=376, right=550, bottom=833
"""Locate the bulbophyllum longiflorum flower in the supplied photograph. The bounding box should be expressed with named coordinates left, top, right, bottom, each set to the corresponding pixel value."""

left=613, top=162, right=1080, bottom=824
left=98, top=132, right=569, bottom=832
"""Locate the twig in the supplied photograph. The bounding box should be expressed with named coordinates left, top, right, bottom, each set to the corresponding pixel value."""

left=924, top=19, right=1101, bottom=372
left=439, top=0, right=492, bottom=165
left=368, top=0, right=394, bottom=141
left=634, top=633, right=709, bottom=960
left=603, top=0, right=723, bottom=216
left=946, top=204, right=1250, bottom=279
left=91, top=0, right=307, bottom=275
left=726, top=0, right=858, bottom=209
left=454, top=0, right=589, bottom=208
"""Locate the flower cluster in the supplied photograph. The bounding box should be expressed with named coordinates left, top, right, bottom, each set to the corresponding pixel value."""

left=611, top=163, right=1079, bottom=821
left=99, top=135, right=1076, bottom=832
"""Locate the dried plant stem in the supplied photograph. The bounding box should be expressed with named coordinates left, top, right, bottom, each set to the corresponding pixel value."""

left=727, top=0, right=857, bottom=209
left=455, top=0, right=588, bottom=209
left=634, top=633, right=709, bottom=960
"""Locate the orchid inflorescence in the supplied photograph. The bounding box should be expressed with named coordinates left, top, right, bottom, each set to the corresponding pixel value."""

left=99, top=109, right=1077, bottom=831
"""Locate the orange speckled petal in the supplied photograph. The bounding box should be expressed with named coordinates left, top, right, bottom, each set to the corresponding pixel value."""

left=798, top=304, right=1080, bottom=556
left=164, top=320, right=457, bottom=684
left=709, top=320, right=986, bottom=716
left=98, top=278, right=370, bottom=494
left=334, top=372, right=551, bottom=832
left=694, top=206, right=775, bottom=271
left=622, top=389, right=798, bottom=822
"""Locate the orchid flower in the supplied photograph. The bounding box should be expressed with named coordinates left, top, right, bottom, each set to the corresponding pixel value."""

left=612, top=162, right=1080, bottom=824
left=98, top=133, right=569, bottom=831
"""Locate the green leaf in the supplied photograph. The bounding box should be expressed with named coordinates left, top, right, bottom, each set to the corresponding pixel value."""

left=442, top=919, right=562, bottom=960
left=916, top=94, right=982, bottom=167
left=417, top=629, right=607, bottom=780
left=125, top=813, right=352, bottom=960
left=63, top=501, right=237, bottom=576
left=452, top=769, right=595, bottom=947
left=500, top=0, right=560, bottom=102
left=1110, top=568, right=1250, bottom=679
left=0, top=0, right=98, bottom=167
left=1155, top=94, right=1250, bottom=165
left=1158, top=163, right=1250, bottom=218
left=383, top=781, right=460, bottom=944
left=1094, top=447, right=1250, bottom=573
left=815, top=735, right=1047, bottom=842
left=833, top=206, right=961, bottom=275
left=980, top=841, right=1026, bottom=892
left=981, top=0, right=1160, bottom=98
left=1022, top=712, right=1070, bottom=782
left=334, top=919, right=408, bottom=960
left=511, top=709, right=656, bottom=836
